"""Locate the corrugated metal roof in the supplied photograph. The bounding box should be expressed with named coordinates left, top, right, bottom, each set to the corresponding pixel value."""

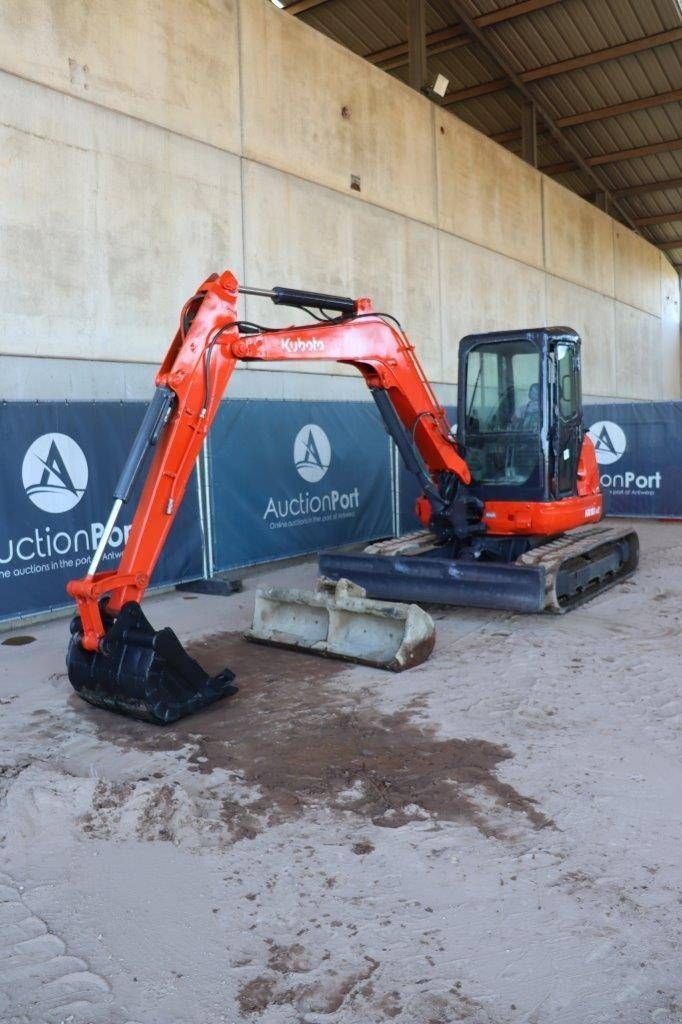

left=287, top=0, right=682, bottom=270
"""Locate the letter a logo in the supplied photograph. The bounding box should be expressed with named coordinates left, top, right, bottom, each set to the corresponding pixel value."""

left=596, top=426, right=617, bottom=457
left=22, top=433, right=89, bottom=513
left=293, top=424, right=331, bottom=482
left=587, top=420, right=626, bottom=466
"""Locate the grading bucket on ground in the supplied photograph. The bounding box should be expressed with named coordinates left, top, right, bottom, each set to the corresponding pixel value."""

left=246, top=578, right=435, bottom=671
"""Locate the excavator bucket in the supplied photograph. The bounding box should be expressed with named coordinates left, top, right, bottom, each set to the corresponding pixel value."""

left=67, top=602, right=238, bottom=724
left=246, top=578, right=435, bottom=671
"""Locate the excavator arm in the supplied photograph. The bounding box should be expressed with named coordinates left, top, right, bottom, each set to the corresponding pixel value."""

left=66, top=270, right=473, bottom=723
left=68, top=269, right=473, bottom=652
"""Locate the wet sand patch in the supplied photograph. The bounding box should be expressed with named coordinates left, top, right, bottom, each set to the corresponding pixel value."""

left=81, top=630, right=551, bottom=838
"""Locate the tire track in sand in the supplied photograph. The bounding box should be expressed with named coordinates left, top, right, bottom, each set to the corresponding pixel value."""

left=0, top=871, right=118, bottom=1024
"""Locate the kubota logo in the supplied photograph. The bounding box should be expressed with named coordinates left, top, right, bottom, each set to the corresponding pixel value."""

left=280, top=337, right=325, bottom=354
left=293, top=424, right=331, bottom=483
left=21, top=433, right=88, bottom=513
left=588, top=420, right=626, bottom=466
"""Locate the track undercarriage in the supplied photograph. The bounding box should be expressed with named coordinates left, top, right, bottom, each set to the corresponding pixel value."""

left=319, top=523, right=639, bottom=615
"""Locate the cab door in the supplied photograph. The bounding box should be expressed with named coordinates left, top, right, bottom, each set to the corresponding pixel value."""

left=551, top=340, right=582, bottom=497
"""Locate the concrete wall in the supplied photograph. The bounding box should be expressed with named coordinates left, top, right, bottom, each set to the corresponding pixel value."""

left=0, top=0, right=679, bottom=405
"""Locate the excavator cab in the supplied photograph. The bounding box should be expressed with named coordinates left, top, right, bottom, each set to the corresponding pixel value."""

left=458, top=328, right=583, bottom=504
left=321, top=325, right=638, bottom=611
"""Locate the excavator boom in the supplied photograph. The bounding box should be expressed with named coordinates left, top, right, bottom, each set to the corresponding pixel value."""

left=67, top=270, right=470, bottom=722
left=68, top=271, right=471, bottom=643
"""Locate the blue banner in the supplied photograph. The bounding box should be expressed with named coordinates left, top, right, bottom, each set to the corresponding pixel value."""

left=5, top=395, right=675, bottom=624
left=0, top=402, right=203, bottom=621
left=208, top=399, right=393, bottom=571
left=584, top=402, right=682, bottom=517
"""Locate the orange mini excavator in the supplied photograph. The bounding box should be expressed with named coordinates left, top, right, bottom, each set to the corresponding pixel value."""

left=67, top=269, right=638, bottom=723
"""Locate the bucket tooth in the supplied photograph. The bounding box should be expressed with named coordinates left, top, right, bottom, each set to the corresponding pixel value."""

left=67, top=601, right=237, bottom=724
left=246, top=578, right=435, bottom=671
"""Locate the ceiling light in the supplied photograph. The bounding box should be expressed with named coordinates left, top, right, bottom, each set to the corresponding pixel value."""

left=431, top=74, right=449, bottom=99
left=270, top=0, right=285, bottom=8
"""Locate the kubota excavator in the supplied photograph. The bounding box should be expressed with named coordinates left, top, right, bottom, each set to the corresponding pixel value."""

left=67, top=269, right=638, bottom=724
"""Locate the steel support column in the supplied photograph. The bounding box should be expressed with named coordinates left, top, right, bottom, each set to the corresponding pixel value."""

left=407, top=0, right=427, bottom=93
left=521, top=101, right=537, bottom=166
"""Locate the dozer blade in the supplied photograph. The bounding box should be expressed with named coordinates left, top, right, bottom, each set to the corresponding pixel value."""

left=67, top=601, right=238, bottom=724
left=320, top=524, right=638, bottom=614
left=319, top=552, right=547, bottom=613
left=246, top=578, right=435, bottom=671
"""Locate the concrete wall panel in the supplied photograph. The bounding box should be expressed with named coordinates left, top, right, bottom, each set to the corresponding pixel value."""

left=0, top=0, right=241, bottom=154
left=660, top=255, right=681, bottom=399
left=436, top=115, right=543, bottom=270
left=613, top=225, right=661, bottom=316
left=439, top=233, right=546, bottom=383
left=242, top=161, right=442, bottom=381
left=661, top=256, right=681, bottom=327
left=1, top=356, right=371, bottom=403
left=0, top=73, right=243, bottom=364
left=0, top=0, right=678, bottom=403
left=615, top=304, right=661, bottom=401
left=546, top=277, right=616, bottom=398
left=543, top=179, right=614, bottom=297
left=239, top=0, right=437, bottom=226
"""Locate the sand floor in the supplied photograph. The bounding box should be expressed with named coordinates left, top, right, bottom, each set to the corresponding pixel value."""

left=0, top=518, right=680, bottom=1024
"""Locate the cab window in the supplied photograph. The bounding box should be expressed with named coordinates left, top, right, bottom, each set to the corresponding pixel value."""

left=464, top=340, right=542, bottom=487
left=556, top=342, right=579, bottom=419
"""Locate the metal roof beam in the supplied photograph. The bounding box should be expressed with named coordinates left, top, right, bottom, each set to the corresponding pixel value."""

left=542, top=137, right=682, bottom=175
left=379, top=31, right=469, bottom=71
left=444, top=28, right=682, bottom=105
left=367, top=0, right=561, bottom=69
left=490, top=88, right=682, bottom=143
left=475, top=0, right=562, bottom=27
left=443, top=1, right=637, bottom=230
left=368, top=24, right=466, bottom=66
left=612, top=177, right=682, bottom=199
left=444, top=78, right=509, bottom=103
left=557, top=88, right=682, bottom=127
left=522, top=27, right=682, bottom=82
left=590, top=138, right=682, bottom=166
left=634, top=212, right=682, bottom=227
left=492, top=124, right=547, bottom=144
left=541, top=160, right=582, bottom=175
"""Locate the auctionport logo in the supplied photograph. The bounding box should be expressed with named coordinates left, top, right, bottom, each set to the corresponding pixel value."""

left=21, top=433, right=88, bottom=513
left=293, top=424, right=331, bottom=482
left=588, top=419, right=662, bottom=493
left=262, top=422, right=359, bottom=527
left=587, top=420, right=626, bottom=466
